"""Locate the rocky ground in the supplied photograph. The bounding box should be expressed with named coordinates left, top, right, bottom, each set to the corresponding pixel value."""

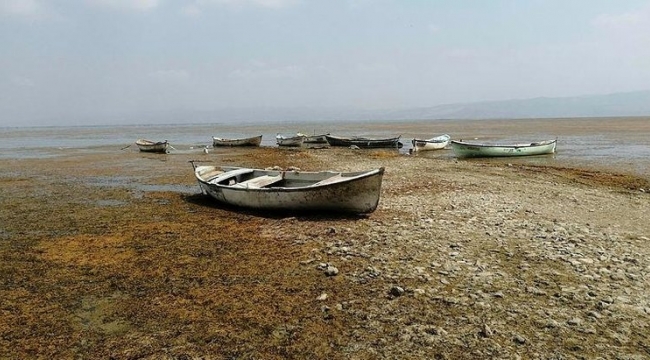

left=1, top=145, right=649, bottom=359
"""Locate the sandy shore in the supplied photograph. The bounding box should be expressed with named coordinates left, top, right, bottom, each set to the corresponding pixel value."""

left=1, top=145, right=649, bottom=359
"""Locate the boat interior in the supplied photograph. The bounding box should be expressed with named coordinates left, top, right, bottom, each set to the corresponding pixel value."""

left=201, top=167, right=359, bottom=189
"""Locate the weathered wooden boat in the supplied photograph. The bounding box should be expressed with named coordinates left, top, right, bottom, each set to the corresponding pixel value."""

left=297, top=132, right=330, bottom=144
left=297, top=132, right=330, bottom=148
left=212, top=135, right=262, bottom=147
left=450, top=139, right=557, bottom=158
left=411, top=134, right=451, bottom=152
left=135, top=139, right=168, bottom=153
left=325, top=135, right=402, bottom=149
left=276, top=134, right=305, bottom=147
left=194, top=165, right=385, bottom=214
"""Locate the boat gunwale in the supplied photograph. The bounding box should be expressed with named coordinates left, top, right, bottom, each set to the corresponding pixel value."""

left=450, top=139, right=557, bottom=149
left=196, top=166, right=385, bottom=193
left=212, top=135, right=262, bottom=142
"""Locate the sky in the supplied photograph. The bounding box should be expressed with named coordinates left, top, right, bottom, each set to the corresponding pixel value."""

left=2, top=0, right=650, bottom=126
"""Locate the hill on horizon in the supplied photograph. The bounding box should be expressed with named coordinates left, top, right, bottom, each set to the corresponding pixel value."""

left=377, top=90, right=650, bottom=121
left=17, top=90, right=650, bottom=127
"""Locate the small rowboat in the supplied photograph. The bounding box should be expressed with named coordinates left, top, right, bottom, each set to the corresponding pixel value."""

left=450, top=139, right=557, bottom=158
left=212, top=135, right=262, bottom=147
left=297, top=132, right=330, bottom=148
left=411, top=134, right=451, bottom=152
left=135, top=139, right=168, bottom=153
left=325, top=135, right=402, bottom=149
left=194, top=165, right=385, bottom=214
left=297, top=133, right=330, bottom=144
left=276, top=134, right=305, bottom=147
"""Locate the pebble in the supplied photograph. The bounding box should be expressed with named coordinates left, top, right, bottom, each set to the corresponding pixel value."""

left=514, top=334, right=526, bottom=344
left=390, top=286, right=405, bottom=297
left=567, top=317, right=583, bottom=326
left=479, top=324, right=493, bottom=338
left=325, top=266, right=339, bottom=276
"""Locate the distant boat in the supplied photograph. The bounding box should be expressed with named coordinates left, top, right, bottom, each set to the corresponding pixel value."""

left=411, top=134, right=451, bottom=152
left=276, top=134, right=305, bottom=147
left=450, top=139, right=557, bottom=158
left=135, top=139, right=168, bottom=153
left=212, top=135, right=262, bottom=147
left=325, top=135, right=402, bottom=149
left=297, top=132, right=330, bottom=144
left=194, top=165, right=385, bottom=214
left=297, top=132, right=331, bottom=148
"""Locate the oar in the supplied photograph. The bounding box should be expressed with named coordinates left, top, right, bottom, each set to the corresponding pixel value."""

left=120, top=144, right=132, bottom=150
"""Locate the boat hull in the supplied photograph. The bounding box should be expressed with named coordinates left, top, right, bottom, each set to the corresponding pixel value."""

left=325, top=135, right=402, bottom=149
left=135, top=139, right=168, bottom=153
left=195, top=166, right=384, bottom=214
left=213, top=135, right=262, bottom=147
left=450, top=140, right=557, bottom=158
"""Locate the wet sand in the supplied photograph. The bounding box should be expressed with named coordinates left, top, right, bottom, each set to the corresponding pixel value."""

left=1, top=120, right=650, bottom=358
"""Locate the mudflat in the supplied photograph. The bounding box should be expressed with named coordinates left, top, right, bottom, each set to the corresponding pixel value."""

left=1, top=145, right=649, bottom=359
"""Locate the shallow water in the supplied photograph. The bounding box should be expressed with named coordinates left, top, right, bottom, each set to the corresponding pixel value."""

left=1, top=117, right=649, bottom=178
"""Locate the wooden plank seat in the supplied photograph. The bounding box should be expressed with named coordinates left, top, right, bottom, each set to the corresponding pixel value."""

left=208, top=168, right=255, bottom=184
left=232, top=174, right=284, bottom=188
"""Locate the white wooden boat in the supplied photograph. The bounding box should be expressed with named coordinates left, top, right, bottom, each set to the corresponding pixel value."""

left=450, top=139, right=557, bottom=158
left=135, top=139, right=168, bottom=153
left=212, top=135, right=262, bottom=147
left=411, top=134, right=451, bottom=152
left=194, top=165, right=385, bottom=214
left=276, top=134, right=305, bottom=147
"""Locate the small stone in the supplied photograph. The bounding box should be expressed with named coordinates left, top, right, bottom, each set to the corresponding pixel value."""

left=325, top=266, right=339, bottom=276
left=413, top=288, right=426, bottom=297
left=479, top=324, right=493, bottom=338
left=587, top=310, right=602, bottom=319
left=610, top=273, right=625, bottom=281
left=567, top=317, right=583, bottom=326
left=317, top=293, right=328, bottom=301
left=390, top=286, right=405, bottom=297
left=493, top=291, right=504, bottom=298
left=514, top=334, right=526, bottom=344
left=545, top=319, right=560, bottom=328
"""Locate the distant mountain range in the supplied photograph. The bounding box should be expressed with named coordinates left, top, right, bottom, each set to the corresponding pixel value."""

left=377, top=90, right=650, bottom=121
left=71, top=90, right=650, bottom=126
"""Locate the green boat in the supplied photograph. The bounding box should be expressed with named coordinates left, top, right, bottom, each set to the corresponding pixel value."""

left=450, top=139, right=557, bottom=158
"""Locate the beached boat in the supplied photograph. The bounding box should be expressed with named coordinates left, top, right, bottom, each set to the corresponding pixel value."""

left=297, top=132, right=330, bottom=148
left=450, top=139, right=557, bottom=158
left=411, top=134, right=451, bottom=152
left=135, top=139, right=169, bottom=153
left=212, top=135, right=262, bottom=147
left=325, top=135, right=402, bottom=149
left=297, top=132, right=330, bottom=144
left=276, top=134, right=305, bottom=147
left=194, top=165, right=385, bottom=214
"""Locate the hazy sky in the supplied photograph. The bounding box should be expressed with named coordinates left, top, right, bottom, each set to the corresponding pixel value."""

left=2, top=0, right=650, bottom=126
